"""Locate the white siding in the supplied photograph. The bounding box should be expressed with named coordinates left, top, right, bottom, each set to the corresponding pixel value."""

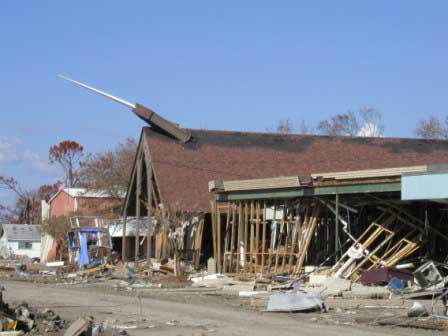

left=7, top=241, right=41, bottom=259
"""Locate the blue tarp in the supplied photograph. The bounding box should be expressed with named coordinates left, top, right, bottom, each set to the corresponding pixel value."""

left=78, top=232, right=89, bottom=266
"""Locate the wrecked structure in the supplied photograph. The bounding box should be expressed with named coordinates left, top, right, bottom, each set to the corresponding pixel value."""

left=123, top=128, right=448, bottom=272
left=209, top=165, right=448, bottom=277
left=67, top=217, right=112, bottom=267
left=60, top=76, right=448, bottom=276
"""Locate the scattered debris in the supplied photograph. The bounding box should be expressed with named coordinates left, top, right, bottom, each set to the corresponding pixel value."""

left=408, top=302, right=428, bottom=317
left=265, top=293, right=326, bottom=313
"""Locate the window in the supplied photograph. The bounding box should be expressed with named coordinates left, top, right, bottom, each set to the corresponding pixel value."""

left=18, top=242, right=32, bottom=250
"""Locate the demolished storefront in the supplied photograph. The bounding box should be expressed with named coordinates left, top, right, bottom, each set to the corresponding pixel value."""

left=209, top=164, right=448, bottom=279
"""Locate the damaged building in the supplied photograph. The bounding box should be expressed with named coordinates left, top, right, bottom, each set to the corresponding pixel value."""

left=209, top=165, right=448, bottom=278
left=123, top=126, right=448, bottom=274
left=60, top=76, right=448, bottom=277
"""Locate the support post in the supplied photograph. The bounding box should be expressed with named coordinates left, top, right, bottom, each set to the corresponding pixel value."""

left=335, top=193, right=339, bottom=263
left=122, top=215, right=127, bottom=262
left=146, top=166, right=153, bottom=264
left=135, top=155, right=142, bottom=262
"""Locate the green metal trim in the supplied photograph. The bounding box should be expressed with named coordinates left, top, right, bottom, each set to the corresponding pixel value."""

left=215, top=182, right=401, bottom=201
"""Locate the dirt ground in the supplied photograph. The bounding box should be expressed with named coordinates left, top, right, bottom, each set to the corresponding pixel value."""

left=2, top=279, right=446, bottom=336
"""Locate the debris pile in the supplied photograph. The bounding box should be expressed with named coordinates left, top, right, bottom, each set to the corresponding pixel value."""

left=0, top=288, right=65, bottom=335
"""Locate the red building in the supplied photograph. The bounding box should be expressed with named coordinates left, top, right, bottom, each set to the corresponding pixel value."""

left=49, top=188, right=123, bottom=218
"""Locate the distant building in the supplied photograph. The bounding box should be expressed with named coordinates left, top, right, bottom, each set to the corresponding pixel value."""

left=0, top=224, right=41, bottom=259
left=48, top=188, right=124, bottom=218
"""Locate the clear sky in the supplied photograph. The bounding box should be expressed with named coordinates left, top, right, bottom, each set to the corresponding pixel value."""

left=0, top=1, right=447, bottom=204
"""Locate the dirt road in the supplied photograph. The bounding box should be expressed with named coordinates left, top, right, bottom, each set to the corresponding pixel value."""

left=1, top=280, right=442, bottom=336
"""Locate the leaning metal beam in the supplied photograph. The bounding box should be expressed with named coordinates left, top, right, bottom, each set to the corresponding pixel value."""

left=59, top=75, right=191, bottom=143
left=59, top=75, right=135, bottom=108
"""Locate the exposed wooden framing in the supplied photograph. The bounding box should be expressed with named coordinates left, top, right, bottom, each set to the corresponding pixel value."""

left=347, top=225, right=396, bottom=279
left=334, top=217, right=396, bottom=279
left=255, top=201, right=260, bottom=273
left=237, top=202, right=242, bottom=273
left=211, top=180, right=438, bottom=279
left=217, top=205, right=222, bottom=273
left=267, top=203, right=276, bottom=274
left=261, top=201, right=267, bottom=275
left=229, top=205, right=236, bottom=272
left=135, top=153, right=142, bottom=261
left=223, top=205, right=231, bottom=272
left=211, top=201, right=217, bottom=264
left=244, top=201, right=249, bottom=273
left=294, top=206, right=320, bottom=275
left=281, top=208, right=292, bottom=273
left=274, top=205, right=285, bottom=274
left=146, top=161, right=153, bottom=264
left=249, top=201, right=255, bottom=273
left=287, top=206, right=300, bottom=273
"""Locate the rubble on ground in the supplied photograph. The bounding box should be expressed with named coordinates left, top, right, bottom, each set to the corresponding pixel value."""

left=0, top=287, right=65, bottom=335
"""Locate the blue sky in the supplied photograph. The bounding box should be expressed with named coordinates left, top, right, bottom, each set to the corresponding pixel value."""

left=0, top=1, right=447, bottom=204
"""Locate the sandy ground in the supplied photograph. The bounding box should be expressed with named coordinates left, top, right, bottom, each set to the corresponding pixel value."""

left=1, top=279, right=446, bottom=336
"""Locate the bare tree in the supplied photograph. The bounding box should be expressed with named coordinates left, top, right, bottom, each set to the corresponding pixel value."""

left=317, top=112, right=359, bottom=136
left=298, top=120, right=314, bottom=135
left=0, top=176, right=35, bottom=223
left=276, top=118, right=294, bottom=134
left=49, top=140, right=84, bottom=188
left=317, top=108, right=385, bottom=137
left=270, top=108, right=383, bottom=137
left=163, top=205, right=198, bottom=275
left=0, top=177, right=58, bottom=224
left=79, top=138, right=137, bottom=198
left=414, top=115, right=447, bottom=139
left=358, top=107, right=385, bottom=137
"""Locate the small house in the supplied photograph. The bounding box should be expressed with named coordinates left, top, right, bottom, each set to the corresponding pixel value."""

left=0, top=224, right=41, bottom=259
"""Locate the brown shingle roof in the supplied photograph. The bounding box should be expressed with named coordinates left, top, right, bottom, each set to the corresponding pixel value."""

left=144, top=127, right=448, bottom=212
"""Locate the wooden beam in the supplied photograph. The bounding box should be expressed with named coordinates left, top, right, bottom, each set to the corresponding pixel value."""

left=146, top=163, right=153, bottom=264
left=237, top=202, right=242, bottom=273
left=261, top=201, right=267, bottom=275
left=250, top=201, right=255, bottom=273
left=255, top=201, right=260, bottom=274
left=229, top=204, right=236, bottom=272
left=288, top=206, right=301, bottom=273
left=217, top=204, right=222, bottom=273
left=211, top=201, right=217, bottom=265
left=122, top=215, right=127, bottom=262
left=267, top=203, right=276, bottom=274
left=135, top=154, right=142, bottom=262
left=244, top=201, right=249, bottom=273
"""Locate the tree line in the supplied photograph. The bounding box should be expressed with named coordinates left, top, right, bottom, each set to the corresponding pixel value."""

left=274, top=107, right=448, bottom=140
